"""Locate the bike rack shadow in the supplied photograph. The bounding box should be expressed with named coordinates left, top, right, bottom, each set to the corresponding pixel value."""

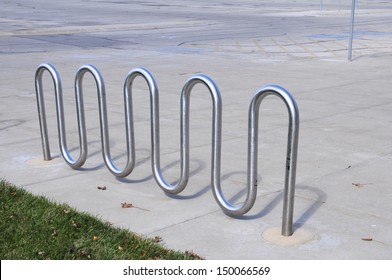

left=293, top=185, right=327, bottom=231
left=233, top=184, right=327, bottom=232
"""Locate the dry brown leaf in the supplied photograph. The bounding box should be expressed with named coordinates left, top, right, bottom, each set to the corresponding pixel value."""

left=93, top=235, right=99, bottom=241
left=121, top=202, right=134, bottom=208
left=121, top=202, right=150, bottom=212
left=352, top=182, right=372, bottom=188
left=185, top=250, right=204, bottom=260
left=362, top=237, right=373, bottom=241
left=10, top=192, right=17, bottom=196
left=153, top=236, right=163, bottom=243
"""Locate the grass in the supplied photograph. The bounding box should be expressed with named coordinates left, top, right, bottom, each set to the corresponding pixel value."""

left=0, top=179, right=202, bottom=260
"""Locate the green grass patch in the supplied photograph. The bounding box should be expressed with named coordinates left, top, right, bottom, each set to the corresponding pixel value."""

left=0, top=179, right=202, bottom=260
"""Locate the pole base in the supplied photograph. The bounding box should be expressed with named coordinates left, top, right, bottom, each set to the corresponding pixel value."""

left=26, top=156, right=62, bottom=167
left=262, top=226, right=316, bottom=246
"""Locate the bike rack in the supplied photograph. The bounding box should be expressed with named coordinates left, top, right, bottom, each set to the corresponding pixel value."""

left=35, top=63, right=299, bottom=236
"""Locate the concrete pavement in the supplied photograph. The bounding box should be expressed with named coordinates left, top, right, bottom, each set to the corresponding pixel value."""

left=1, top=0, right=392, bottom=259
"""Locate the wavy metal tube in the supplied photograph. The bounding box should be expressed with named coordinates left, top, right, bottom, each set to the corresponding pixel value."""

left=124, top=68, right=190, bottom=194
left=35, top=64, right=135, bottom=177
left=75, top=65, right=135, bottom=177
left=252, top=85, right=299, bottom=235
left=36, top=64, right=299, bottom=236
left=125, top=70, right=299, bottom=235
left=35, top=63, right=87, bottom=168
left=181, top=75, right=259, bottom=215
left=211, top=85, right=299, bottom=236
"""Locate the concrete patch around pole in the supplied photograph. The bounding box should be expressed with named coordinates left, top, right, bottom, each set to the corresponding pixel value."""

left=262, top=227, right=316, bottom=246
left=26, top=156, right=63, bottom=167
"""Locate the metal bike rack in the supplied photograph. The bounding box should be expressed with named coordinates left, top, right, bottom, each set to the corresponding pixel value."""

left=35, top=64, right=299, bottom=236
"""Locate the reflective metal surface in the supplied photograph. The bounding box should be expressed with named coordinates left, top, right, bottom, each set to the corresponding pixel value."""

left=35, top=63, right=135, bottom=177
left=35, top=64, right=299, bottom=235
left=124, top=68, right=190, bottom=194
left=250, top=85, right=299, bottom=236
left=35, top=63, right=87, bottom=168
left=348, top=0, right=357, bottom=61
left=211, top=84, right=299, bottom=236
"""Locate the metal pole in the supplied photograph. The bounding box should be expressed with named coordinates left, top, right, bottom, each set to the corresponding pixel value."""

left=348, top=0, right=357, bottom=61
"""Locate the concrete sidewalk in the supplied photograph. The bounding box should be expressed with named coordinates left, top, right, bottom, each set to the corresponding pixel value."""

left=1, top=0, right=392, bottom=259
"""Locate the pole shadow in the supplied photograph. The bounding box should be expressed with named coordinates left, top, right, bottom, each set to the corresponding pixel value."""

left=165, top=165, right=243, bottom=200
left=229, top=184, right=327, bottom=228
left=293, top=185, right=327, bottom=230
left=118, top=157, right=207, bottom=194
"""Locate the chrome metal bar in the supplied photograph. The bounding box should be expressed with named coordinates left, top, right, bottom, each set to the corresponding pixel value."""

left=35, top=64, right=55, bottom=161
left=348, top=0, right=357, bottom=61
left=35, top=63, right=87, bottom=168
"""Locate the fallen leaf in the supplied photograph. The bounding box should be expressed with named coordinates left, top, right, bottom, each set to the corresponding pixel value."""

left=121, top=202, right=134, bottom=208
left=93, top=235, right=99, bottom=241
left=63, top=209, right=70, bottom=214
left=121, top=202, right=150, bottom=212
left=10, top=192, right=17, bottom=196
left=97, top=186, right=107, bottom=190
left=352, top=182, right=371, bottom=188
left=153, top=236, right=163, bottom=243
left=118, top=246, right=123, bottom=250
left=185, top=250, right=204, bottom=260
left=78, top=249, right=89, bottom=257
left=362, top=237, right=373, bottom=241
